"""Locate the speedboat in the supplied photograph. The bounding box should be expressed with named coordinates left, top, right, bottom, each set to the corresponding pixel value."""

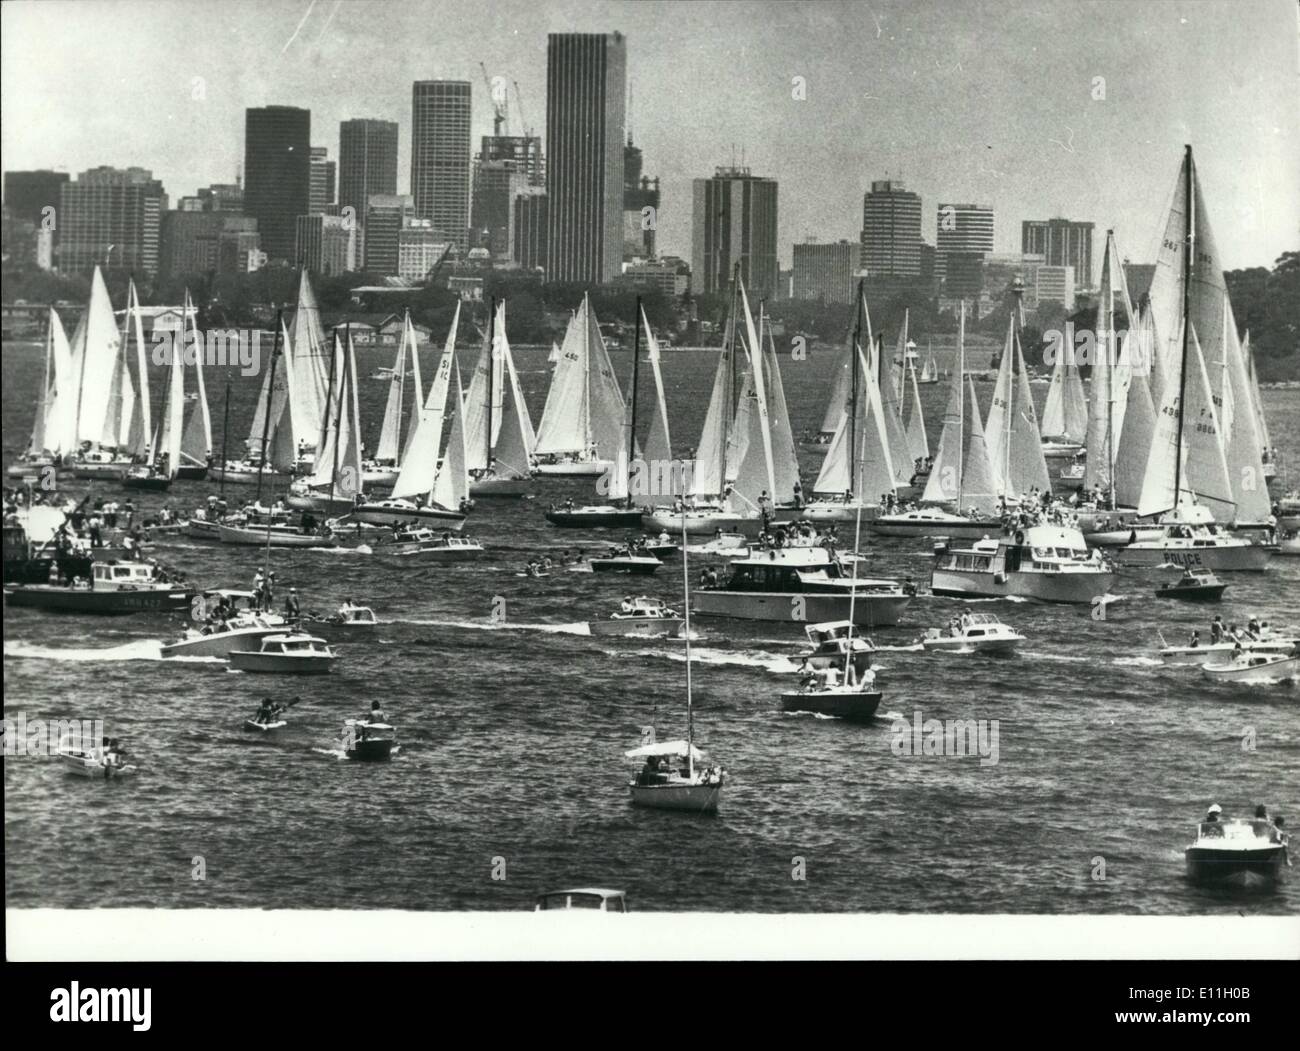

left=797, top=620, right=874, bottom=677
left=340, top=719, right=397, bottom=761
left=57, top=735, right=136, bottom=779
left=1158, top=629, right=1297, bottom=665
left=929, top=524, right=1115, bottom=604
left=544, top=503, right=645, bottom=528
left=229, top=634, right=336, bottom=674
left=588, top=596, right=683, bottom=637
left=780, top=665, right=882, bottom=722
left=4, top=559, right=193, bottom=615
left=871, top=507, right=1002, bottom=540
left=919, top=613, right=1024, bottom=653
left=162, top=590, right=289, bottom=658
left=626, top=739, right=724, bottom=813
left=534, top=888, right=628, bottom=913
left=590, top=553, right=661, bottom=575
left=377, top=528, right=484, bottom=561
left=1116, top=505, right=1271, bottom=572
left=1185, top=817, right=1289, bottom=885
left=1202, top=653, right=1299, bottom=683
left=1153, top=570, right=1227, bottom=602
left=305, top=604, right=378, bottom=636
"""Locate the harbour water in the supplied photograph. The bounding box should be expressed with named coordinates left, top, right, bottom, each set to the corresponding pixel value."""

left=4, top=339, right=1298, bottom=913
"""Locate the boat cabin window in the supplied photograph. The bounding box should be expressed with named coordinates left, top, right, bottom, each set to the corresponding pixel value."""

left=537, top=892, right=617, bottom=911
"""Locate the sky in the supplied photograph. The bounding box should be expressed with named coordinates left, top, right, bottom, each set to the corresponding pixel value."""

left=2, top=0, right=1297, bottom=271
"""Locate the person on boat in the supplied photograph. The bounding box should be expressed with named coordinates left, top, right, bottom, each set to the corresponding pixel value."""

left=284, top=588, right=301, bottom=619
left=1205, top=803, right=1222, bottom=825
left=1188, top=631, right=1200, bottom=648
left=367, top=700, right=387, bottom=724
left=1247, top=617, right=1262, bottom=639
left=254, top=699, right=279, bottom=725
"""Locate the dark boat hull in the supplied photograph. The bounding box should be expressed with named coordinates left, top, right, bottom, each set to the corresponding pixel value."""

left=4, top=585, right=194, bottom=614
left=546, top=508, right=645, bottom=529
left=176, top=465, right=209, bottom=481
left=1185, top=845, right=1287, bottom=884
left=591, top=559, right=660, bottom=575
left=781, top=689, right=882, bottom=723
left=346, top=740, right=395, bottom=761
left=1154, top=584, right=1227, bottom=602
left=122, top=476, right=172, bottom=492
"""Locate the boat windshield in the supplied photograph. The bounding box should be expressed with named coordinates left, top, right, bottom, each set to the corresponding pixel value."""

left=1196, top=819, right=1282, bottom=842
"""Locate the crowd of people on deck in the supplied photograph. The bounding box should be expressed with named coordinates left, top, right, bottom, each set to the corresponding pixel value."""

left=1200, top=803, right=1288, bottom=843
left=1187, top=615, right=1277, bottom=650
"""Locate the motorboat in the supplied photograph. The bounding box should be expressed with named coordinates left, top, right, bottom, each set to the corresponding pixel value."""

left=919, top=613, right=1025, bottom=653
left=780, top=665, right=882, bottom=722
left=162, top=590, right=290, bottom=658
left=544, top=502, right=645, bottom=529
left=57, top=736, right=136, bottom=779
left=340, top=718, right=397, bottom=761
left=929, top=524, right=1115, bottom=604
left=796, top=620, right=874, bottom=677
left=694, top=531, right=749, bottom=554
left=588, top=596, right=684, bottom=637
left=305, top=604, right=378, bottom=635
left=122, top=464, right=172, bottom=491
left=693, top=545, right=913, bottom=626
left=1153, top=570, right=1227, bottom=602
left=4, top=559, right=193, bottom=615
left=626, top=739, right=724, bottom=813
left=1157, top=629, right=1297, bottom=666
left=870, top=507, right=1003, bottom=540
left=1185, top=817, right=1289, bottom=885
left=1116, top=505, right=1271, bottom=572
left=590, top=553, right=661, bottom=575
left=534, top=888, right=628, bottom=913
left=376, top=528, right=484, bottom=561
left=1201, top=653, right=1299, bottom=683
left=228, top=634, right=337, bottom=674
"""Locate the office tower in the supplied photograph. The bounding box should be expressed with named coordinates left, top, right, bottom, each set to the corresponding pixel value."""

left=691, top=166, right=779, bottom=298
left=470, top=161, right=528, bottom=257
left=198, top=182, right=244, bottom=213
left=397, top=218, right=455, bottom=280
left=364, top=194, right=416, bottom=275
left=936, top=202, right=993, bottom=295
left=410, top=80, right=472, bottom=247
left=4, top=170, right=70, bottom=225
left=295, top=213, right=352, bottom=276
left=479, top=134, right=545, bottom=186
left=57, top=166, right=167, bottom=276
left=1035, top=264, right=1075, bottom=307
left=513, top=190, right=548, bottom=272
left=860, top=180, right=922, bottom=276
left=792, top=240, right=855, bottom=304
left=244, top=105, right=311, bottom=262
left=338, top=118, right=399, bottom=223
left=161, top=212, right=258, bottom=279
left=309, top=147, right=336, bottom=215
left=545, top=32, right=626, bottom=283
left=1022, top=218, right=1095, bottom=289
left=218, top=227, right=265, bottom=275
left=622, top=134, right=659, bottom=259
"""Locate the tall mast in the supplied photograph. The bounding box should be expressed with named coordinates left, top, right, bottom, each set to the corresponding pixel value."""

left=1172, top=144, right=1194, bottom=514
left=957, top=300, right=965, bottom=501
left=680, top=472, right=694, bottom=779
left=850, top=280, right=863, bottom=497
left=396, top=306, right=408, bottom=467
left=627, top=295, right=642, bottom=508
left=328, top=325, right=349, bottom=510
left=486, top=296, right=496, bottom=465
left=219, top=381, right=230, bottom=503
left=1105, top=233, right=1117, bottom=510
left=255, top=310, right=282, bottom=504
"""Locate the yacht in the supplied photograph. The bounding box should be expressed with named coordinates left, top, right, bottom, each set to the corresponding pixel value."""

left=929, top=522, right=1114, bottom=603
left=228, top=634, right=337, bottom=674
left=871, top=507, right=1002, bottom=540
left=1117, top=505, right=1271, bottom=572
left=5, top=559, right=193, bottom=615
left=918, top=613, right=1025, bottom=653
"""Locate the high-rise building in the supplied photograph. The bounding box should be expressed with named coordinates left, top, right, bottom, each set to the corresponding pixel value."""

left=244, top=105, right=311, bottom=262
left=470, top=161, right=528, bottom=257
left=411, top=80, right=472, bottom=247
left=935, top=202, right=993, bottom=294
left=309, top=147, right=336, bottom=215
left=218, top=227, right=264, bottom=275
left=545, top=32, right=626, bottom=283
left=860, top=180, right=922, bottom=277
left=513, top=190, right=548, bottom=272
left=4, top=170, right=70, bottom=226
left=161, top=211, right=257, bottom=279
left=295, top=213, right=352, bottom=277
left=364, top=194, right=415, bottom=276
left=198, top=182, right=244, bottom=213
left=397, top=218, right=455, bottom=281
left=338, top=119, right=399, bottom=223
left=622, top=135, right=659, bottom=260
left=57, top=166, right=167, bottom=276
left=480, top=135, right=544, bottom=186
left=1022, top=218, right=1095, bottom=289
left=691, top=166, right=779, bottom=298
left=1035, top=264, right=1075, bottom=307
left=792, top=240, right=854, bottom=304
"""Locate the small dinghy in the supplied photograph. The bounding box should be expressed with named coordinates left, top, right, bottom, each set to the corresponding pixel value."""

left=57, top=735, right=136, bottom=779
left=919, top=613, right=1025, bottom=654
left=340, top=719, right=397, bottom=761
left=243, top=697, right=298, bottom=732
left=1202, top=653, right=1299, bottom=684
left=590, top=553, right=661, bottom=575
left=1185, top=815, right=1289, bottom=885
left=588, top=596, right=684, bottom=637
left=1154, top=569, right=1227, bottom=602
left=780, top=666, right=882, bottom=723
left=229, top=634, right=337, bottom=675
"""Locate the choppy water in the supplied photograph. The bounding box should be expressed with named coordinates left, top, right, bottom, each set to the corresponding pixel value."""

left=4, top=337, right=1298, bottom=913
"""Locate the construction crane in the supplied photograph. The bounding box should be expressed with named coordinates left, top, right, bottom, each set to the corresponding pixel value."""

left=424, top=243, right=454, bottom=286
left=512, top=79, right=530, bottom=136
left=480, top=62, right=507, bottom=137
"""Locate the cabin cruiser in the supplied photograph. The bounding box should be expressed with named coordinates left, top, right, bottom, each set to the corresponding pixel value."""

left=871, top=506, right=1002, bottom=540
left=1202, top=653, right=1299, bottom=683
left=796, top=621, right=874, bottom=676
left=588, top=596, right=684, bottom=637
left=1157, top=627, right=1297, bottom=666
left=162, top=590, right=289, bottom=658
left=57, top=735, right=137, bottom=779
left=229, top=634, right=336, bottom=674
left=544, top=501, right=644, bottom=529
left=377, top=528, right=484, bottom=561
left=780, top=663, right=881, bottom=722
left=626, top=739, right=724, bottom=813
left=590, top=551, right=661, bottom=575
left=929, top=523, right=1114, bottom=603
left=1185, top=815, right=1289, bottom=885
left=693, top=546, right=913, bottom=626
left=1153, top=570, right=1227, bottom=602
left=348, top=496, right=466, bottom=531
left=304, top=602, right=378, bottom=636
left=340, top=718, right=397, bottom=761
left=919, top=613, right=1025, bottom=653
left=534, top=888, right=628, bottom=913
left=4, top=559, right=193, bottom=614
left=1116, top=504, right=1271, bottom=572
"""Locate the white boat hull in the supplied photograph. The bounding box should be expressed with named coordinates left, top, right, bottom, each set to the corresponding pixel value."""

left=1201, top=656, right=1299, bottom=683
left=1159, top=640, right=1297, bottom=666
left=629, top=782, right=721, bottom=813
left=228, top=651, right=336, bottom=674
left=642, top=509, right=748, bottom=536
left=693, top=590, right=911, bottom=626
left=532, top=460, right=613, bottom=477
left=209, top=466, right=291, bottom=486
left=929, top=566, right=1114, bottom=604
left=162, top=625, right=286, bottom=658
left=921, top=635, right=1023, bottom=654
left=217, top=523, right=335, bottom=548
left=588, top=617, right=684, bottom=637
left=871, top=515, right=1002, bottom=540
left=1117, top=543, right=1271, bottom=571
left=799, top=501, right=881, bottom=523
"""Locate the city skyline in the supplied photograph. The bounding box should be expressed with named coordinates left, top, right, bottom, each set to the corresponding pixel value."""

left=2, top=0, right=1298, bottom=272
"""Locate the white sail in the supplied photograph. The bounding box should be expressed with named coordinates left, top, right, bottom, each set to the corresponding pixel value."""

left=690, top=316, right=734, bottom=499
left=338, top=331, right=364, bottom=498
left=959, top=375, right=998, bottom=517
left=308, top=335, right=347, bottom=490
left=1005, top=327, right=1051, bottom=499
left=71, top=266, right=122, bottom=446
left=876, top=335, right=914, bottom=487
left=921, top=304, right=967, bottom=504
left=534, top=308, right=588, bottom=456
left=585, top=299, right=627, bottom=462
left=288, top=270, right=328, bottom=443
left=463, top=309, right=504, bottom=470
left=904, top=356, right=929, bottom=463
left=728, top=284, right=777, bottom=510
left=984, top=316, right=1015, bottom=495
left=547, top=341, right=560, bottom=366
left=375, top=314, right=410, bottom=464
left=641, top=309, right=675, bottom=498
left=1243, top=333, right=1270, bottom=451
left=493, top=338, right=533, bottom=481
left=819, top=332, right=855, bottom=436
left=1218, top=295, right=1270, bottom=522
left=920, top=342, right=938, bottom=383
left=402, top=312, right=425, bottom=463
left=432, top=360, right=469, bottom=511
left=29, top=314, right=54, bottom=456
left=180, top=293, right=212, bottom=467
left=1040, top=329, right=1087, bottom=441
left=47, top=309, right=77, bottom=455
left=155, top=316, right=185, bottom=478
left=125, top=281, right=152, bottom=460
left=762, top=308, right=802, bottom=505
left=1084, top=234, right=1125, bottom=495
left=813, top=343, right=894, bottom=502
left=1113, top=367, right=1155, bottom=510
left=268, top=319, right=301, bottom=473
left=100, top=300, right=134, bottom=451
left=393, top=303, right=460, bottom=502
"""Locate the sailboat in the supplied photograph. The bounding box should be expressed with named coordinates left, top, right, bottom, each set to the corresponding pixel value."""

left=812, top=307, right=865, bottom=445
left=10, top=307, right=78, bottom=477
left=466, top=299, right=534, bottom=496
left=1243, top=333, right=1276, bottom=483
left=124, top=293, right=187, bottom=491
left=1121, top=145, right=1270, bottom=571
left=903, top=339, right=930, bottom=470
left=175, top=291, right=212, bottom=480
left=350, top=305, right=469, bottom=530
left=547, top=340, right=560, bottom=369
left=67, top=267, right=137, bottom=479
left=984, top=313, right=1051, bottom=503
left=362, top=308, right=422, bottom=489
left=918, top=340, right=940, bottom=384
left=626, top=485, right=725, bottom=814
left=533, top=295, right=624, bottom=476
left=1039, top=305, right=1088, bottom=459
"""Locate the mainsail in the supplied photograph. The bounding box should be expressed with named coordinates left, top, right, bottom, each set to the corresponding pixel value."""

left=985, top=315, right=1050, bottom=499
left=432, top=361, right=469, bottom=512
left=180, top=293, right=212, bottom=468
left=904, top=353, right=929, bottom=463
left=70, top=266, right=122, bottom=447
left=1082, top=232, right=1135, bottom=497
left=393, top=303, right=461, bottom=504
left=921, top=304, right=968, bottom=505
left=124, top=281, right=152, bottom=459
left=958, top=375, right=998, bottom=516
left=640, top=308, right=675, bottom=497
left=375, top=310, right=414, bottom=464
left=1040, top=327, right=1087, bottom=441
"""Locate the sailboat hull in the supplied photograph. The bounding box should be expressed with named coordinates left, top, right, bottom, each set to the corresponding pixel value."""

left=799, top=500, right=881, bottom=523
left=175, top=465, right=209, bottom=480
left=216, top=523, right=335, bottom=548
left=121, top=474, right=171, bottom=492
left=642, top=509, right=747, bottom=535
left=629, top=783, right=721, bottom=814
left=546, top=506, right=645, bottom=528
left=532, top=460, right=612, bottom=477
left=72, top=462, right=131, bottom=480
left=350, top=503, right=466, bottom=531
left=209, top=465, right=292, bottom=486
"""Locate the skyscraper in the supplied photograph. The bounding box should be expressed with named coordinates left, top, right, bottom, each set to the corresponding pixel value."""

left=470, top=161, right=528, bottom=257
left=364, top=194, right=415, bottom=276
left=244, top=105, right=311, bottom=262
left=691, top=166, right=779, bottom=298
left=935, top=202, right=993, bottom=295
left=309, top=147, right=336, bottom=215
left=479, top=134, right=545, bottom=186
left=410, top=80, right=472, bottom=248
left=545, top=32, right=626, bottom=284
left=57, top=166, right=167, bottom=276
left=1022, top=218, right=1095, bottom=289
left=792, top=241, right=854, bottom=304
left=623, top=134, right=659, bottom=260
left=338, top=119, right=399, bottom=223
left=860, top=180, right=922, bottom=276
left=4, top=170, right=70, bottom=226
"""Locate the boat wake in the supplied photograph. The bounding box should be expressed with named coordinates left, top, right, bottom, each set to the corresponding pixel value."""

left=397, top=617, right=591, bottom=636
left=607, top=646, right=796, bottom=673
left=3, top=639, right=220, bottom=663
left=1023, top=651, right=1089, bottom=663
left=1112, top=656, right=1164, bottom=667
